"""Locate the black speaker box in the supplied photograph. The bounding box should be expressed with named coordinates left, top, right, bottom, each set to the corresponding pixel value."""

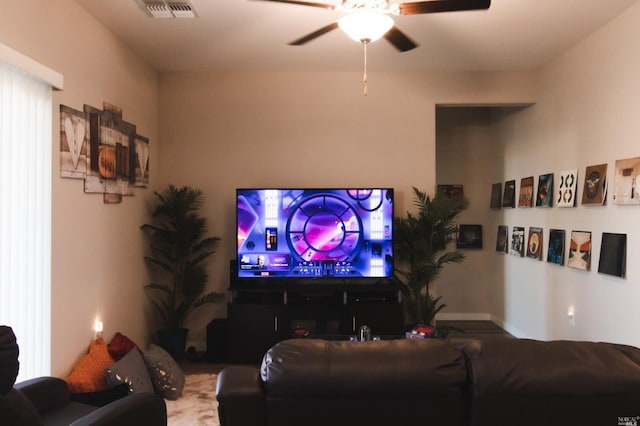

left=206, top=318, right=228, bottom=362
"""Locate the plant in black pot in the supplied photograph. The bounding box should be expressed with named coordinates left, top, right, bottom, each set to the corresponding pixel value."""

left=141, top=184, right=225, bottom=360
left=394, top=187, right=468, bottom=337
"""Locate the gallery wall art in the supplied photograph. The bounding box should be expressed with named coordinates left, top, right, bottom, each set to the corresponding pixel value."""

left=613, top=157, right=640, bottom=205
left=510, top=226, right=525, bottom=257
left=582, top=164, right=607, bottom=206
left=496, top=225, right=508, bottom=253
left=557, top=169, right=578, bottom=207
left=60, top=102, right=149, bottom=203
left=518, top=177, right=534, bottom=207
left=547, top=229, right=565, bottom=265
left=490, top=182, right=502, bottom=209
left=598, top=233, right=627, bottom=278
left=457, top=224, right=483, bottom=249
left=536, top=173, right=553, bottom=207
left=526, top=227, right=543, bottom=260
left=568, top=231, right=592, bottom=271
left=502, top=180, right=516, bottom=208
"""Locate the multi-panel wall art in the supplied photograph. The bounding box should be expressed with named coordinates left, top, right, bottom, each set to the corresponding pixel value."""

left=60, top=102, right=149, bottom=203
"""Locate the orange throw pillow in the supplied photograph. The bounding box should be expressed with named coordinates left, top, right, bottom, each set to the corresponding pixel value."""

left=66, top=337, right=115, bottom=393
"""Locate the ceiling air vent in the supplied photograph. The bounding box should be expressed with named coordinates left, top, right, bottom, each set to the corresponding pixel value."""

left=139, top=1, right=197, bottom=18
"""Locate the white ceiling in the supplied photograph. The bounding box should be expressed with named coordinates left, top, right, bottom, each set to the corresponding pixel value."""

left=74, top=0, right=639, bottom=73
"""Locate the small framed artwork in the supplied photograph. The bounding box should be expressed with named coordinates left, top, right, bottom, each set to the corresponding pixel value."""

left=582, top=163, right=607, bottom=206
left=613, top=157, right=640, bottom=205
left=557, top=169, right=578, bottom=207
left=518, top=176, right=534, bottom=207
left=490, top=182, right=502, bottom=209
left=598, top=233, right=627, bottom=278
left=526, top=227, right=543, bottom=260
left=547, top=229, right=566, bottom=265
left=437, top=184, right=465, bottom=208
left=536, top=173, right=553, bottom=207
left=568, top=230, right=592, bottom=271
left=510, top=226, right=525, bottom=257
left=502, top=180, right=516, bottom=208
left=496, top=225, right=508, bottom=253
left=457, top=225, right=483, bottom=249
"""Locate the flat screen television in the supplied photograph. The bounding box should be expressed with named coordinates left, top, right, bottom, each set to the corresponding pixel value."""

left=236, top=188, right=394, bottom=280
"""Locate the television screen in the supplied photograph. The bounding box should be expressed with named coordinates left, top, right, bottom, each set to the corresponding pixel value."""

left=236, top=188, right=394, bottom=279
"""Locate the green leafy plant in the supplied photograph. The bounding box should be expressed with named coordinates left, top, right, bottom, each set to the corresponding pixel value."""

left=141, top=184, right=224, bottom=331
left=394, top=187, right=468, bottom=328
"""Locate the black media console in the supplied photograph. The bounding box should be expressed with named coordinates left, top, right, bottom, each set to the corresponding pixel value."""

left=227, top=274, right=404, bottom=364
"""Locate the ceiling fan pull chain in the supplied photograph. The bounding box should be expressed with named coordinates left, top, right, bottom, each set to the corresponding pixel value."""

left=363, top=41, right=368, bottom=96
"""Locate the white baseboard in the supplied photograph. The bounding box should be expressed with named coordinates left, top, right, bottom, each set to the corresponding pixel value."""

left=435, top=312, right=492, bottom=321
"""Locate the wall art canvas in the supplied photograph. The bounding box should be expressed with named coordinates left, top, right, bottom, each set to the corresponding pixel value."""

left=60, top=105, right=88, bottom=179
left=502, top=180, right=516, bottom=208
left=457, top=224, right=483, bottom=249
left=437, top=184, right=463, bottom=200
left=568, top=230, right=592, bottom=271
left=134, top=135, right=150, bottom=187
left=536, top=173, right=553, bottom=207
left=526, top=227, right=543, bottom=260
left=582, top=163, right=607, bottom=206
left=598, top=233, right=627, bottom=278
left=557, top=169, right=578, bottom=207
left=496, top=225, right=508, bottom=253
left=490, top=182, right=502, bottom=209
left=612, top=157, right=640, bottom=205
left=547, top=229, right=565, bottom=265
left=518, top=176, right=534, bottom=207
left=510, top=226, right=525, bottom=257
left=61, top=102, right=150, bottom=204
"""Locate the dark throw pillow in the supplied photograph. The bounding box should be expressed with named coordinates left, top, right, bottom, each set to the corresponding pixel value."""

left=105, top=348, right=153, bottom=393
left=143, top=344, right=185, bottom=400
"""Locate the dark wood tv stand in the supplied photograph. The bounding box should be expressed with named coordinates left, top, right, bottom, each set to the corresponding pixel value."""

left=226, top=280, right=404, bottom=364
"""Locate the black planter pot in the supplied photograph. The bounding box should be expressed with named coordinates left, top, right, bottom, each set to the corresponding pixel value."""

left=157, top=327, right=189, bottom=360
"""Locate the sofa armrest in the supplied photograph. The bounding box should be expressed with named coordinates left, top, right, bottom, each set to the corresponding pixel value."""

left=69, top=392, right=167, bottom=426
left=216, top=366, right=266, bottom=426
left=15, top=376, right=69, bottom=414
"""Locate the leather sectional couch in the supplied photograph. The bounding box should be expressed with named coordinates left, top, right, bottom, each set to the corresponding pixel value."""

left=0, top=326, right=167, bottom=426
left=216, top=337, right=640, bottom=426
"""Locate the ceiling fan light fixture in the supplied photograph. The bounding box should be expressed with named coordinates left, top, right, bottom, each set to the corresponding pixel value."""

left=338, top=10, right=394, bottom=43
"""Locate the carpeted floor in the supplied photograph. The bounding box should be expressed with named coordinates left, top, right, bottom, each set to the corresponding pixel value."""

left=166, top=373, right=220, bottom=426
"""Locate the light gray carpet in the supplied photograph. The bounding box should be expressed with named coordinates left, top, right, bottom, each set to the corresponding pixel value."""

left=166, top=373, right=219, bottom=426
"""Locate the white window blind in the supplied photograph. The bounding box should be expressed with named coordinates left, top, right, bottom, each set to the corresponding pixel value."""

left=0, top=61, right=52, bottom=381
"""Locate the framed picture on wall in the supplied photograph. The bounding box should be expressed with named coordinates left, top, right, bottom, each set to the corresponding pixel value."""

left=526, top=227, right=543, bottom=260
left=557, top=169, right=578, bottom=207
left=598, top=233, right=626, bottom=278
left=510, top=226, right=525, bottom=257
left=502, top=180, right=516, bottom=208
left=582, top=163, right=607, bottom=205
left=613, top=157, right=640, bottom=205
left=496, top=225, right=508, bottom=253
left=457, top=224, right=483, bottom=249
left=547, top=229, right=566, bottom=265
left=490, top=182, right=502, bottom=209
left=518, top=176, right=534, bottom=207
left=536, top=173, right=554, bottom=207
left=568, top=230, right=592, bottom=271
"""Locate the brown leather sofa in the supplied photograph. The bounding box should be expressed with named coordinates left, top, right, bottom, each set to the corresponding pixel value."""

left=216, top=337, right=640, bottom=426
left=0, top=326, right=167, bottom=426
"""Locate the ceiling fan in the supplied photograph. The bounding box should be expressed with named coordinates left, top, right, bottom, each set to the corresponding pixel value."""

left=254, top=0, right=491, bottom=52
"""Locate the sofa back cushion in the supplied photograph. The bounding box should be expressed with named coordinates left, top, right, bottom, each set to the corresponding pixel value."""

left=464, top=338, right=640, bottom=426
left=260, top=338, right=468, bottom=426
left=261, top=338, right=467, bottom=398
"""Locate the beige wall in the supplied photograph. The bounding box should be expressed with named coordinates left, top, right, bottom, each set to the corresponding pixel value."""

left=158, top=70, right=536, bottom=347
left=0, top=0, right=159, bottom=376
left=437, top=2, right=640, bottom=347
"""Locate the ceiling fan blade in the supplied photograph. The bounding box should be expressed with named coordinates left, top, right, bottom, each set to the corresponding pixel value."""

left=398, top=0, right=490, bottom=15
left=289, top=22, right=340, bottom=45
left=384, top=26, right=418, bottom=52
left=252, top=0, right=335, bottom=10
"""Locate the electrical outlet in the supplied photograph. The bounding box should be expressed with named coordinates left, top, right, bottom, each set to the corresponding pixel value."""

left=567, top=308, right=575, bottom=326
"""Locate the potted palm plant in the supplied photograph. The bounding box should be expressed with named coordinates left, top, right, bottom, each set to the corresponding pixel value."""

left=394, top=187, right=468, bottom=336
left=141, top=184, right=225, bottom=359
